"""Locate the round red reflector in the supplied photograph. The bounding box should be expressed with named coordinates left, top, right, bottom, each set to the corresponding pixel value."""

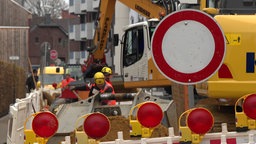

left=187, top=108, right=213, bottom=134
left=52, top=83, right=57, bottom=89
left=137, top=102, right=163, bottom=128
left=32, top=112, right=58, bottom=138
left=243, top=94, right=256, bottom=119
left=83, top=113, right=110, bottom=139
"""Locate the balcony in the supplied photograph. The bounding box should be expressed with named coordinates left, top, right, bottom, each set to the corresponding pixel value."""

left=69, top=24, right=81, bottom=41
left=93, top=0, right=100, bottom=10
left=81, top=0, right=97, bottom=12
left=80, top=22, right=94, bottom=40
left=69, top=0, right=81, bottom=14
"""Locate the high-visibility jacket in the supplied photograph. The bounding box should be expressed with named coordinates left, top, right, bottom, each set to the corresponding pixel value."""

left=61, top=77, right=75, bottom=88
left=89, top=81, right=116, bottom=105
left=89, top=81, right=115, bottom=96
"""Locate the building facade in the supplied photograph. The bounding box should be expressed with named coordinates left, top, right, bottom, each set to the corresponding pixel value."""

left=29, top=14, right=81, bottom=68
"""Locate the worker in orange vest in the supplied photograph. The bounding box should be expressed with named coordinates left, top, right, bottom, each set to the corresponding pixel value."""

left=49, top=73, right=76, bottom=112
left=74, top=72, right=116, bottom=105
left=101, top=66, right=113, bottom=85
left=61, top=73, right=75, bottom=90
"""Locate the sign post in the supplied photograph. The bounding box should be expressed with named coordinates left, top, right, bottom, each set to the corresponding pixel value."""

left=9, top=56, right=20, bottom=103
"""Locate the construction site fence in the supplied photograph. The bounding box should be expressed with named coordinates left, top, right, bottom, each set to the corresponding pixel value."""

left=6, top=89, right=256, bottom=144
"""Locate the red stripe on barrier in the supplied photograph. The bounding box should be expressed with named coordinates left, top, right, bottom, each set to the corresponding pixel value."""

left=210, top=138, right=236, bottom=144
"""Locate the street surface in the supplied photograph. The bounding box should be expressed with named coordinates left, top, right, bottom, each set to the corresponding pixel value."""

left=0, top=114, right=8, bottom=144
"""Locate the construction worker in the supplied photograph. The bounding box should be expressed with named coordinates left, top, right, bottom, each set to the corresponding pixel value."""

left=89, top=72, right=115, bottom=96
left=26, top=69, right=39, bottom=93
left=61, top=73, right=75, bottom=90
left=74, top=72, right=116, bottom=105
left=49, top=73, right=76, bottom=112
left=101, top=66, right=113, bottom=85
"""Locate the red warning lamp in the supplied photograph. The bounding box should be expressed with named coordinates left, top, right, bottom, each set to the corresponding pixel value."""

left=187, top=108, right=214, bottom=134
left=52, top=82, right=57, bottom=89
left=137, top=102, right=163, bottom=128
left=83, top=113, right=110, bottom=139
left=32, top=112, right=58, bottom=138
left=243, top=94, right=256, bottom=119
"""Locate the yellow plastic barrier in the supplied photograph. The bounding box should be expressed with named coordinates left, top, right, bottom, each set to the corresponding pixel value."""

left=24, top=112, right=58, bottom=144
left=179, top=108, right=214, bottom=144
left=235, top=94, right=256, bottom=131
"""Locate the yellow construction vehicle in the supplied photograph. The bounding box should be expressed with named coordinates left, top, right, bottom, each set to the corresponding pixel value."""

left=37, top=66, right=64, bottom=89
left=195, top=0, right=256, bottom=104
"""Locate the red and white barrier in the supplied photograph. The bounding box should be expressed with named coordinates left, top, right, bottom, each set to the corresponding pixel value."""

left=98, top=124, right=256, bottom=144
left=59, top=123, right=256, bottom=144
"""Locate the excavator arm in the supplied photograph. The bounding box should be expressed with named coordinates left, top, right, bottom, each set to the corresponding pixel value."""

left=90, top=0, right=175, bottom=61
left=92, top=0, right=116, bottom=60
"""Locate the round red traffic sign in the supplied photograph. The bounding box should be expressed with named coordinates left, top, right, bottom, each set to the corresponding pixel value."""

left=151, top=9, right=226, bottom=85
left=50, top=50, right=58, bottom=60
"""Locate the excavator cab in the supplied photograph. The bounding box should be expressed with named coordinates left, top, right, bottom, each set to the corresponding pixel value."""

left=120, top=19, right=174, bottom=89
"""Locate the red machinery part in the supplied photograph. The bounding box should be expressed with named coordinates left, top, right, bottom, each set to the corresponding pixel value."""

left=137, top=102, right=163, bottom=128
left=32, top=112, right=59, bottom=138
left=83, top=113, right=110, bottom=139
left=243, top=94, right=256, bottom=119
left=187, top=108, right=214, bottom=134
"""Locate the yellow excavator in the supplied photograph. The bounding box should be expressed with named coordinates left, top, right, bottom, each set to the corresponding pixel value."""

left=196, top=0, right=256, bottom=104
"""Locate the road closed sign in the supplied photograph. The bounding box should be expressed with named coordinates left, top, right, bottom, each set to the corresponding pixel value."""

left=151, top=9, right=226, bottom=85
left=50, top=50, right=58, bottom=60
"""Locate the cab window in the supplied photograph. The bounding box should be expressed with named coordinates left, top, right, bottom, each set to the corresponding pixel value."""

left=123, top=26, right=144, bottom=67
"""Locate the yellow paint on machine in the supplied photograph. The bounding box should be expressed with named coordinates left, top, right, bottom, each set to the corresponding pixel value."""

left=225, top=33, right=241, bottom=45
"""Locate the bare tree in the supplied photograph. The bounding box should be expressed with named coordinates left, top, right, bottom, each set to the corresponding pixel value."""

left=23, top=0, right=68, bottom=18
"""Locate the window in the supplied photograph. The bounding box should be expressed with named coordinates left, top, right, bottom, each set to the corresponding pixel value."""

left=81, top=23, right=85, bottom=31
left=58, top=38, right=62, bottom=44
left=35, top=37, right=39, bottom=43
left=123, top=26, right=144, bottom=67
left=70, top=0, right=74, bottom=6
left=70, top=52, right=74, bottom=59
left=81, top=51, right=86, bottom=58
left=69, top=25, right=74, bottom=32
